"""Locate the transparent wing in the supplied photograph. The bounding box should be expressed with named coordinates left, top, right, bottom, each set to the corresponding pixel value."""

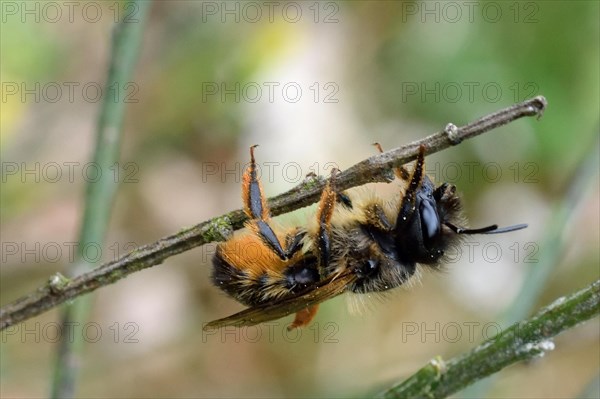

left=203, top=271, right=356, bottom=330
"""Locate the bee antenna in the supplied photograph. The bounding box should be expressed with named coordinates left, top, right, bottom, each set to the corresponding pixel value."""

left=484, top=223, right=528, bottom=234
left=445, top=222, right=528, bottom=235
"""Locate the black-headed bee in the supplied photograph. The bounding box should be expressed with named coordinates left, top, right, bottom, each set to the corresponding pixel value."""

left=205, top=144, right=526, bottom=330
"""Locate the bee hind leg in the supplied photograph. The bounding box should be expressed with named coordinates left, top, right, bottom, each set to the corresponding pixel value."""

left=243, top=145, right=295, bottom=260
left=288, top=305, right=320, bottom=330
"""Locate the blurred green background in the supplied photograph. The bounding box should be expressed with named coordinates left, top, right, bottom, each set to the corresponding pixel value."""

left=1, top=1, right=598, bottom=397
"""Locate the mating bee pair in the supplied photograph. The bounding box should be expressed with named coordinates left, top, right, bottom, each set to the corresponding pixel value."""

left=205, top=144, right=526, bottom=330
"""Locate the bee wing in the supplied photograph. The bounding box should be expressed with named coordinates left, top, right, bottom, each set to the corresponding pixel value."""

left=203, top=271, right=356, bottom=330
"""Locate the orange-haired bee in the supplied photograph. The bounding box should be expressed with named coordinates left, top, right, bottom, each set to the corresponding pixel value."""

left=205, top=144, right=526, bottom=330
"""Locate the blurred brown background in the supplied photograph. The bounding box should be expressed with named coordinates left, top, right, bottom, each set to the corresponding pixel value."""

left=1, top=1, right=599, bottom=398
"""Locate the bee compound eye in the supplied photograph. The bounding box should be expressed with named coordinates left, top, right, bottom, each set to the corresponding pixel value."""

left=419, top=199, right=441, bottom=240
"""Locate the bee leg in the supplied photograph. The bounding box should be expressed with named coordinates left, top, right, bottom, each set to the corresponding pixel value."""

left=364, top=203, right=392, bottom=231
left=336, top=192, right=353, bottom=209
left=243, top=145, right=288, bottom=260
left=316, top=169, right=338, bottom=267
left=395, top=145, right=426, bottom=229
left=284, top=229, right=306, bottom=258
left=433, top=182, right=456, bottom=201
left=373, top=142, right=410, bottom=181
left=288, top=305, right=320, bottom=330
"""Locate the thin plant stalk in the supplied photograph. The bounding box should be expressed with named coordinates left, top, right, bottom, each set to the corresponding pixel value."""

left=50, top=2, right=151, bottom=397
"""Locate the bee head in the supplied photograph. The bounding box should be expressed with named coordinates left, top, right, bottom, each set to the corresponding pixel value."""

left=395, top=175, right=527, bottom=267
left=394, top=176, right=459, bottom=265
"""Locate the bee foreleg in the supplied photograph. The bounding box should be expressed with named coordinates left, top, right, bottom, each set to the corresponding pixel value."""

left=396, top=145, right=426, bottom=229
left=284, top=229, right=307, bottom=258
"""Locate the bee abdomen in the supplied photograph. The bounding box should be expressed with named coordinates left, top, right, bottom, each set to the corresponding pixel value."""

left=212, top=252, right=269, bottom=305
left=212, top=251, right=320, bottom=306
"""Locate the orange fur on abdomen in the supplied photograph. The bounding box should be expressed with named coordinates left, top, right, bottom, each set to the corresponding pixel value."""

left=218, top=234, right=289, bottom=277
left=212, top=229, right=307, bottom=306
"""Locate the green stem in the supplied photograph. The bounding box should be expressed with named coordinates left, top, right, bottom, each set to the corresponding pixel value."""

left=462, top=133, right=600, bottom=398
left=379, top=279, right=600, bottom=399
left=50, top=2, right=151, bottom=397
left=578, top=374, right=600, bottom=399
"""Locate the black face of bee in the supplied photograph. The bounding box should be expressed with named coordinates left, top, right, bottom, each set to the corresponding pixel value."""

left=395, top=176, right=461, bottom=265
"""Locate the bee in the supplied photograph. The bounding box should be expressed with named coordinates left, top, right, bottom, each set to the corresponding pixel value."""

left=205, top=144, right=526, bottom=330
